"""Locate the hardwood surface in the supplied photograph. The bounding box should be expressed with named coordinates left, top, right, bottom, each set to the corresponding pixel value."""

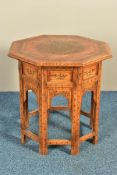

left=8, top=35, right=112, bottom=155
left=8, top=35, right=112, bottom=67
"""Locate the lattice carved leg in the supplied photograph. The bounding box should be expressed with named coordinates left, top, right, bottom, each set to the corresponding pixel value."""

left=71, top=68, right=82, bottom=155
left=90, top=91, right=94, bottom=129
left=92, top=63, right=102, bottom=144
left=92, top=90, right=101, bottom=144
left=39, top=68, right=48, bottom=155
left=18, top=62, right=26, bottom=144
left=24, top=90, right=29, bottom=128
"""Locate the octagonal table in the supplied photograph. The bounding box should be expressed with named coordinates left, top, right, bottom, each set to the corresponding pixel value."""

left=8, top=35, right=112, bottom=155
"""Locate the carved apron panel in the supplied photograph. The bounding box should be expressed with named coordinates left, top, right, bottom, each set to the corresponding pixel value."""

left=48, top=88, right=72, bottom=108
left=47, top=68, right=73, bottom=82
left=83, top=64, right=98, bottom=80
left=83, top=64, right=98, bottom=92
left=23, top=62, right=38, bottom=79
left=22, top=63, right=39, bottom=93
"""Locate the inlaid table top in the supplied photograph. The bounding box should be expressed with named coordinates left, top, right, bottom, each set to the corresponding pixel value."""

left=8, top=35, right=112, bottom=66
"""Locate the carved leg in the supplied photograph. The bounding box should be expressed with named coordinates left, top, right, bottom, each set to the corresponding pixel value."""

left=92, top=63, right=102, bottom=144
left=71, top=68, right=82, bottom=155
left=68, top=96, right=72, bottom=120
left=20, top=90, right=26, bottom=144
left=18, top=61, right=26, bottom=144
left=92, top=89, right=101, bottom=144
left=90, top=91, right=94, bottom=129
left=24, top=90, right=29, bottom=128
left=39, top=68, right=48, bottom=155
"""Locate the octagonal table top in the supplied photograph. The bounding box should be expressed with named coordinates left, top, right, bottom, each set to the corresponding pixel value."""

left=8, top=35, right=112, bottom=67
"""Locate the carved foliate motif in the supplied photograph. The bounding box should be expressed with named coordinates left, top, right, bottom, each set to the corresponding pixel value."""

left=83, top=64, right=98, bottom=80
left=23, top=63, right=38, bottom=79
left=48, top=69, right=72, bottom=82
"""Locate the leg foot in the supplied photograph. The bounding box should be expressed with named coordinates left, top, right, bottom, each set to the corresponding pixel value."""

left=92, top=136, right=98, bottom=144
left=21, top=133, right=26, bottom=144
left=71, top=147, right=80, bottom=155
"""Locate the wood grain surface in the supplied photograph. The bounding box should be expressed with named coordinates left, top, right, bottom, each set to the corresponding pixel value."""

left=8, top=35, right=112, bottom=67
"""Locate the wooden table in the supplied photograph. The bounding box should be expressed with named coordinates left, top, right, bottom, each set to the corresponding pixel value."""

left=8, top=35, right=112, bottom=155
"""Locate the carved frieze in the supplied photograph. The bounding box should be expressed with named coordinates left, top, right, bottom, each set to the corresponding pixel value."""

left=83, top=65, right=98, bottom=80
left=23, top=63, right=38, bottom=79
left=47, top=69, right=72, bottom=82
